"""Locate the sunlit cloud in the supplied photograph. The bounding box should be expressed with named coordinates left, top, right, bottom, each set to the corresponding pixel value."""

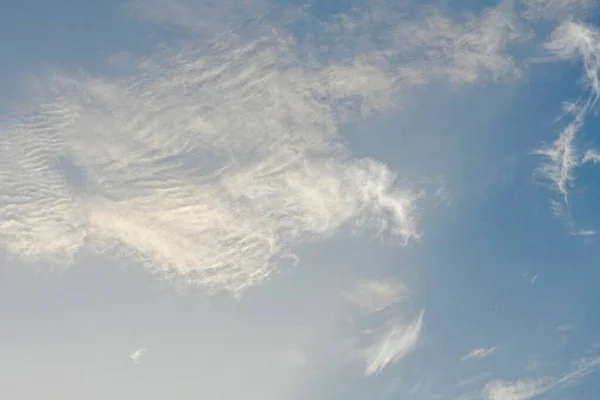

left=0, top=0, right=528, bottom=297
left=0, top=27, right=422, bottom=296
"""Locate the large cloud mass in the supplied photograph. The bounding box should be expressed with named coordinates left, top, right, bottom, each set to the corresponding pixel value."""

left=0, top=0, right=525, bottom=295
left=0, top=31, right=423, bottom=295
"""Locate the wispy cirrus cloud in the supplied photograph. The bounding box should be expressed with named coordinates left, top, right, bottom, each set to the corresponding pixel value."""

left=522, top=0, right=594, bottom=21
left=461, top=346, right=497, bottom=361
left=319, top=0, right=522, bottom=86
left=484, top=377, right=552, bottom=400
left=345, top=278, right=424, bottom=377
left=535, top=121, right=580, bottom=202
left=0, top=0, right=526, bottom=296
left=131, top=0, right=523, bottom=86
left=535, top=20, right=600, bottom=222
left=483, top=351, right=600, bottom=399
left=0, top=29, right=422, bottom=295
left=392, top=5, right=522, bottom=85
left=363, top=310, right=425, bottom=375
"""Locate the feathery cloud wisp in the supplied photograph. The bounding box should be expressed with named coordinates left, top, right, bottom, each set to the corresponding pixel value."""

left=461, top=347, right=497, bottom=361
left=363, top=310, right=425, bottom=375
left=483, top=352, right=600, bottom=399
left=484, top=377, right=552, bottom=400
left=536, top=20, right=600, bottom=206
left=522, top=0, right=594, bottom=21
left=130, top=0, right=522, bottom=86
left=392, top=6, right=522, bottom=84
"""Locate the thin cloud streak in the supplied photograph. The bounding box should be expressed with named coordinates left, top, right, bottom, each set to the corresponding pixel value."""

left=484, top=377, right=552, bottom=400
left=363, top=310, right=425, bottom=375
left=461, top=347, right=497, bottom=361
left=483, top=352, right=600, bottom=399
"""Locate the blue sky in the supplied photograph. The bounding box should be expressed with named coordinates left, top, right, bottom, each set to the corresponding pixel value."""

left=1, top=0, right=600, bottom=399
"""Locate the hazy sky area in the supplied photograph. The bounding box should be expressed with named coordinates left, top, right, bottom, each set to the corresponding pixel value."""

left=1, top=0, right=600, bottom=399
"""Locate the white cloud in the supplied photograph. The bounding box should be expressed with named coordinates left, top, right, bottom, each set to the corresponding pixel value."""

left=0, top=0, right=528, bottom=295
left=390, top=5, right=522, bottom=84
left=555, top=353, right=600, bottom=386
left=131, top=0, right=522, bottom=86
left=0, top=29, right=423, bottom=295
left=461, top=347, right=497, bottom=361
left=535, top=122, right=579, bottom=201
left=484, top=377, right=552, bottom=400
left=483, top=352, right=600, bottom=399
left=363, top=310, right=425, bottom=375
left=545, top=21, right=600, bottom=89
left=536, top=20, right=600, bottom=205
left=343, top=279, right=409, bottom=313
left=130, top=347, right=147, bottom=364
left=583, top=149, right=600, bottom=163
left=318, top=0, right=522, bottom=87
left=522, top=0, right=594, bottom=21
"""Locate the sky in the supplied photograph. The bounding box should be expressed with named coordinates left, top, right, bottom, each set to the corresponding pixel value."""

left=1, top=0, right=600, bottom=399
